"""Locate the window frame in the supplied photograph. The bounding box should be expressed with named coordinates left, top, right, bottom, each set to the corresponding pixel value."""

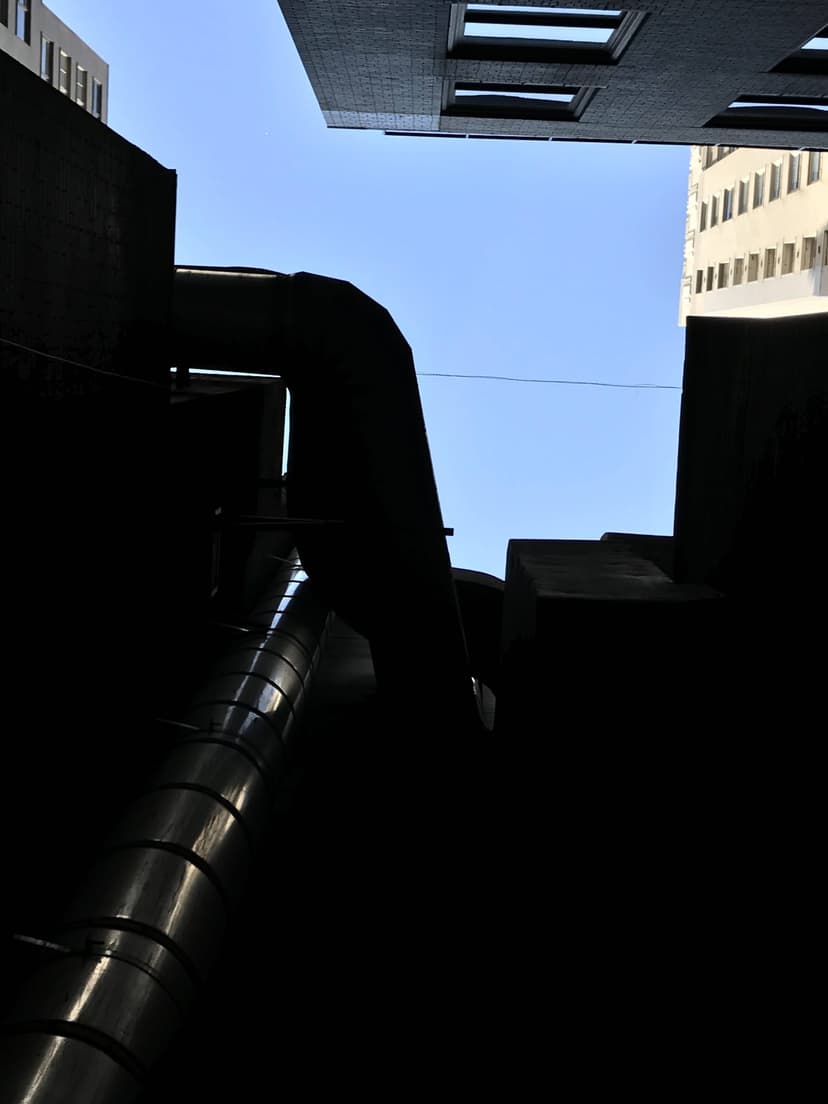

left=699, top=201, right=708, bottom=231
left=764, top=247, right=777, bottom=279
left=770, top=161, right=782, bottom=200
left=40, top=35, right=55, bottom=82
left=781, top=241, right=795, bottom=275
left=733, top=256, right=745, bottom=285
left=708, top=95, right=828, bottom=133
left=444, top=81, right=596, bottom=121
left=802, top=236, right=817, bottom=270
left=807, top=150, right=821, bottom=184
left=15, top=0, right=30, bottom=43
left=717, top=261, right=729, bottom=288
left=753, top=170, right=765, bottom=208
left=747, top=252, right=759, bottom=282
left=722, top=187, right=733, bottom=221
left=446, top=4, right=646, bottom=65
left=788, top=152, right=801, bottom=193
left=772, top=24, right=828, bottom=75
left=58, top=49, right=72, bottom=95
left=737, top=178, right=749, bottom=214
left=75, top=65, right=88, bottom=108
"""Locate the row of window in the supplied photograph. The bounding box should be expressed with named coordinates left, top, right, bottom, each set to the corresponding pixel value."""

left=1, top=4, right=103, bottom=118
left=700, top=151, right=822, bottom=231
left=702, top=146, right=737, bottom=169
left=694, top=231, right=828, bottom=293
left=0, top=0, right=30, bottom=43
left=39, top=33, right=102, bottom=116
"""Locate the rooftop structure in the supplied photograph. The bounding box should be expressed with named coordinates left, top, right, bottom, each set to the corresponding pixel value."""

left=276, top=1, right=828, bottom=147
left=0, top=0, right=108, bottom=120
left=678, top=144, right=828, bottom=324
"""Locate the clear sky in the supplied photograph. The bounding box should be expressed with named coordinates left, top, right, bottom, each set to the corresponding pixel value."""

left=56, top=0, right=691, bottom=579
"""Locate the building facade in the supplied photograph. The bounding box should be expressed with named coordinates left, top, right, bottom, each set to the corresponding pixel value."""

left=679, top=144, right=828, bottom=324
left=276, top=1, right=828, bottom=147
left=0, top=0, right=108, bottom=121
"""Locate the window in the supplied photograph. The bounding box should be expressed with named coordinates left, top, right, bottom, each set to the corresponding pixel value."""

left=75, top=66, right=88, bottom=107
left=40, top=35, right=54, bottom=82
left=807, top=150, right=821, bottom=183
left=92, top=78, right=103, bottom=119
left=770, top=161, right=782, bottom=200
left=723, top=188, right=733, bottom=221
left=709, top=96, right=828, bottom=132
left=701, top=145, right=735, bottom=170
left=447, top=4, right=646, bottom=63
left=58, top=50, right=71, bottom=95
left=0, top=0, right=8, bottom=28
left=764, top=247, right=776, bottom=278
left=706, top=266, right=714, bottom=291
left=695, top=270, right=704, bottom=294
left=445, top=82, right=595, bottom=120
left=802, top=236, right=817, bottom=270
left=710, top=195, right=719, bottom=226
left=733, top=257, right=744, bottom=285
left=747, top=253, right=759, bottom=282
left=15, top=0, right=30, bottom=43
left=753, top=170, right=765, bottom=208
left=738, top=179, right=749, bottom=214
left=718, top=262, right=729, bottom=288
left=802, top=26, right=828, bottom=51
left=781, top=242, right=795, bottom=274
left=788, top=153, right=801, bottom=192
left=699, top=201, right=707, bottom=231
left=773, top=24, right=828, bottom=74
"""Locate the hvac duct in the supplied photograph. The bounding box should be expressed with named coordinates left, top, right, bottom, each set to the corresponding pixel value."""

left=171, top=267, right=483, bottom=735
left=0, top=558, right=331, bottom=1102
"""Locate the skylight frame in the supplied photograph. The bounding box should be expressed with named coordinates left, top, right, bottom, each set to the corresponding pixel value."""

left=707, top=94, right=828, bottom=132
left=447, top=3, right=646, bottom=64
left=444, top=80, right=596, bottom=121
left=772, top=24, right=828, bottom=74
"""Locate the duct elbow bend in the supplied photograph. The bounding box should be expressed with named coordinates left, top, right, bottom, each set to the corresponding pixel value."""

left=172, top=265, right=479, bottom=732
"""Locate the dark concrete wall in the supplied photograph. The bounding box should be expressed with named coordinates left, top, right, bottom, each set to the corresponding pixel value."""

left=674, top=312, right=828, bottom=594
left=278, top=0, right=828, bottom=146
left=0, top=49, right=175, bottom=393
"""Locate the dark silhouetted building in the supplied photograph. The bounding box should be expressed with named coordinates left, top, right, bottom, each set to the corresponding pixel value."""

left=2, top=7, right=826, bottom=1101
left=276, top=1, right=828, bottom=147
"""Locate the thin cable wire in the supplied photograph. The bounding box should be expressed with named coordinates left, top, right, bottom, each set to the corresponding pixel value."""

left=0, top=334, right=171, bottom=392
left=1, top=335, right=681, bottom=393
left=416, top=371, right=681, bottom=390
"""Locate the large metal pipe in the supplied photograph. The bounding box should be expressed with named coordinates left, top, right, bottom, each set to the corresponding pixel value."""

left=171, top=267, right=482, bottom=735
left=0, top=558, right=331, bottom=1101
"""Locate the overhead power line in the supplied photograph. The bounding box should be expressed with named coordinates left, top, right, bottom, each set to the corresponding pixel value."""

left=416, top=371, right=681, bottom=390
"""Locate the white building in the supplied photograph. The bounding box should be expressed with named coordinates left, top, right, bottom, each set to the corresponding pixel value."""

left=0, top=0, right=108, bottom=121
left=679, top=144, right=828, bottom=325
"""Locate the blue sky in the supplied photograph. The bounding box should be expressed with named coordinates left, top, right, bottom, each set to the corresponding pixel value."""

left=57, top=0, right=690, bottom=579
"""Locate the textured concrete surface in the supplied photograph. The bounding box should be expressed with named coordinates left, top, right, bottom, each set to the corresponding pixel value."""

left=278, top=1, right=828, bottom=146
